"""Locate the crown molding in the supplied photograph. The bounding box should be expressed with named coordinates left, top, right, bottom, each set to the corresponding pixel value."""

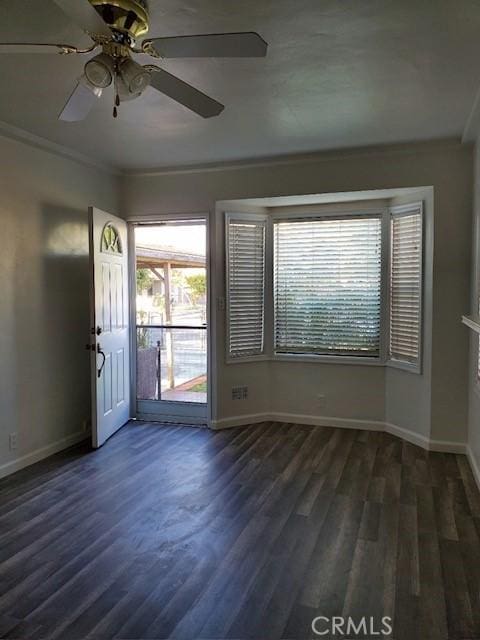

left=0, top=120, right=469, bottom=178
left=0, top=119, right=120, bottom=176
left=123, top=137, right=467, bottom=178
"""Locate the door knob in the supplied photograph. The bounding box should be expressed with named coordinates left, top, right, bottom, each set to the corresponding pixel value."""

left=97, top=343, right=106, bottom=378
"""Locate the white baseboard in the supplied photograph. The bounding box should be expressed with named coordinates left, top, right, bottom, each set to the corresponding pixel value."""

left=210, top=411, right=466, bottom=454
left=383, top=421, right=430, bottom=450
left=271, top=412, right=385, bottom=432
left=0, top=430, right=89, bottom=481
left=466, top=445, right=480, bottom=492
left=210, top=412, right=271, bottom=430
left=427, top=439, right=467, bottom=454
left=211, top=412, right=385, bottom=432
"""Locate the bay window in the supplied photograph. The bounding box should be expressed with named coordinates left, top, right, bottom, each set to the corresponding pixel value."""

left=225, top=202, right=423, bottom=369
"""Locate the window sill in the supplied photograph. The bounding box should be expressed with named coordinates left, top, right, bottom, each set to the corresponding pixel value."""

left=226, top=354, right=270, bottom=365
left=386, top=358, right=422, bottom=374
left=462, top=315, right=480, bottom=335
left=272, top=353, right=383, bottom=366
left=226, top=352, right=424, bottom=372
left=226, top=352, right=383, bottom=366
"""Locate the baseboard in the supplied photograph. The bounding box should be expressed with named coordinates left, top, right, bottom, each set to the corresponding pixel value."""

left=427, top=439, right=467, bottom=454
left=210, top=412, right=272, bottom=430
left=0, top=430, right=89, bottom=481
left=466, top=445, right=480, bottom=492
left=270, top=412, right=385, bottom=432
left=383, top=421, right=431, bottom=449
left=210, top=411, right=466, bottom=454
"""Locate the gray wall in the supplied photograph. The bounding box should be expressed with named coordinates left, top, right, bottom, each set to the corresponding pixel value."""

left=0, top=135, right=472, bottom=478
left=468, top=142, right=480, bottom=469
left=0, top=135, right=119, bottom=475
left=124, top=139, right=473, bottom=446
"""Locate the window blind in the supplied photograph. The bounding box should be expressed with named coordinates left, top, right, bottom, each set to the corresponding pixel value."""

left=389, top=207, right=423, bottom=364
left=226, top=218, right=266, bottom=358
left=274, top=216, right=382, bottom=356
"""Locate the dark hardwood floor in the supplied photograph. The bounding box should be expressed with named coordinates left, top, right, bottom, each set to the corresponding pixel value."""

left=0, top=421, right=479, bottom=640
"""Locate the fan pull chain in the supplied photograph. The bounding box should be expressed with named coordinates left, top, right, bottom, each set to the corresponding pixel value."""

left=113, top=65, right=120, bottom=118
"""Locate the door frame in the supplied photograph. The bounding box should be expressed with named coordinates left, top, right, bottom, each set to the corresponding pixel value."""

left=127, top=212, right=213, bottom=426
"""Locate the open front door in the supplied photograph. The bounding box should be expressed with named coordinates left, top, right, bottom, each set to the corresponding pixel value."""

left=89, top=207, right=131, bottom=448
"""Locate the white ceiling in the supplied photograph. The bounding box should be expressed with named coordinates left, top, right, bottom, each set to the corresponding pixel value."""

left=1, top=0, right=480, bottom=171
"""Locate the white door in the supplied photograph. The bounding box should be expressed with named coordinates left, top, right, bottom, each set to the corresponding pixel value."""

left=89, top=207, right=131, bottom=448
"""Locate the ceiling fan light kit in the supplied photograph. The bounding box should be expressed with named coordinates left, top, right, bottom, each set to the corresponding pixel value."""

left=84, top=51, right=115, bottom=88
left=119, top=58, right=151, bottom=94
left=0, top=0, right=268, bottom=122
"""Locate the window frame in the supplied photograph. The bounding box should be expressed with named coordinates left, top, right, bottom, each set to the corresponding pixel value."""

left=224, top=202, right=424, bottom=372
left=386, top=202, right=424, bottom=374
left=225, top=212, right=269, bottom=364
left=270, top=206, right=390, bottom=365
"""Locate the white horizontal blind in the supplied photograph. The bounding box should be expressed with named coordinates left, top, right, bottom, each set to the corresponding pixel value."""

left=274, top=216, right=382, bottom=356
left=389, top=207, right=423, bottom=364
left=226, top=217, right=266, bottom=358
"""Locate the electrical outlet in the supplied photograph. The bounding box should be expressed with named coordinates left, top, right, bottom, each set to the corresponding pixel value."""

left=232, top=386, right=248, bottom=400
left=316, top=393, right=326, bottom=407
left=9, top=433, right=17, bottom=451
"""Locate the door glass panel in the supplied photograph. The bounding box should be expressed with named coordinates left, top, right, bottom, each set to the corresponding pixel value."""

left=135, top=221, right=207, bottom=406
left=136, top=327, right=207, bottom=403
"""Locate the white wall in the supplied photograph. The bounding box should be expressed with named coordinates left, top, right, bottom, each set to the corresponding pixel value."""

left=124, top=139, right=473, bottom=447
left=0, top=135, right=119, bottom=477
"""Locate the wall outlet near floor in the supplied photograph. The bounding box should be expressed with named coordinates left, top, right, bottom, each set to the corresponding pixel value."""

left=9, top=433, right=17, bottom=451
left=232, top=386, right=248, bottom=400
left=316, top=393, right=326, bottom=408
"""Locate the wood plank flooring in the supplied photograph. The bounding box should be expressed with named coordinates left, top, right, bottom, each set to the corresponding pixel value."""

left=0, top=421, right=479, bottom=639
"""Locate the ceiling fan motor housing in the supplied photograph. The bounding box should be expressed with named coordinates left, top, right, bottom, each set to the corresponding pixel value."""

left=88, top=0, right=149, bottom=40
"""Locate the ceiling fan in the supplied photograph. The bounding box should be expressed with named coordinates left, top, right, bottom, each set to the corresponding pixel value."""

left=0, top=0, right=268, bottom=121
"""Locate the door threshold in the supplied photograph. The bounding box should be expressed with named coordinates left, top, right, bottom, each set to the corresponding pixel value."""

left=134, top=415, right=209, bottom=427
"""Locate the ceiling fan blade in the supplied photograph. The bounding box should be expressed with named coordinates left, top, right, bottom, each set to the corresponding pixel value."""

left=142, top=32, right=268, bottom=59
left=52, top=0, right=112, bottom=38
left=59, top=76, right=102, bottom=122
left=0, top=42, right=96, bottom=54
left=148, top=66, right=224, bottom=118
